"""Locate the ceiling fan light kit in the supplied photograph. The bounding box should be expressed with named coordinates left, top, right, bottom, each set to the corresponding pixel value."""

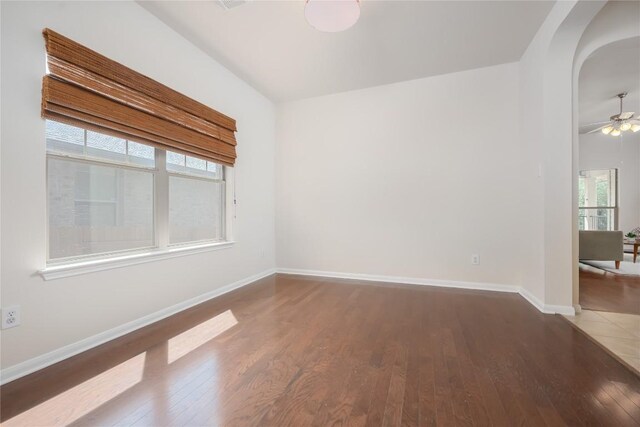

left=305, top=0, right=360, bottom=32
left=591, top=92, right=640, bottom=137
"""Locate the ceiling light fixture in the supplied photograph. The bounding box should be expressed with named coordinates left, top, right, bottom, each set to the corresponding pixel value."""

left=305, top=0, right=360, bottom=33
left=588, top=92, right=640, bottom=137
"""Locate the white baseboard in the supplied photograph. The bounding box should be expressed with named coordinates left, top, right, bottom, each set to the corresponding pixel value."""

left=276, top=268, right=576, bottom=316
left=543, top=304, right=576, bottom=316
left=517, top=287, right=546, bottom=312
left=1, top=266, right=575, bottom=385
left=549, top=304, right=577, bottom=316
left=0, top=268, right=276, bottom=386
left=276, top=268, right=519, bottom=293
left=517, top=287, right=576, bottom=316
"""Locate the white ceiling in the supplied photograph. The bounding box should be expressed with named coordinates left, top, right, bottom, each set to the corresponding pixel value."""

left=579, top=37, right=640, bottom=130
left=139, top=0, right=555, bottom=101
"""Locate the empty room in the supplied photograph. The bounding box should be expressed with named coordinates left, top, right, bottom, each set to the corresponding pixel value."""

left=1, top=0, right=639, bottom=426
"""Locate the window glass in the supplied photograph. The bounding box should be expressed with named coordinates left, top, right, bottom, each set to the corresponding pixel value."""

left=578, top=169, right=617, bottom=231
left=167, top=151, right=222, bottom=179
left=169, top=176, right=224, bottom=244
left=86, top=130, right=127, bottom=162
left=207, top=161, right=222, bottom=179
left=186, top=156, right=206, bottom=171
left=46, top=120, right=155, bottom=167
left=128, top=141, right=155, bottom=167
left=579, top=169, right=617, bottom=208
left=167, top=151, right=185, bottom=167
left=46, top=120, right=226, bottom=262
left=48, top=157, right=154, bottom=259
left=46, top=121, right=84, bottom=155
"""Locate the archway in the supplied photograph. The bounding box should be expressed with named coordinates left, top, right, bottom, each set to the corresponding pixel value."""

left=571, top=3, right=640, bottom=310
left=518, top=0, right=639, bottom=314
left=574, top=36, right=640, bottom=313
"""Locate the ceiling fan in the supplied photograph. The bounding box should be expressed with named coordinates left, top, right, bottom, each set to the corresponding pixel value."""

left=584, top=92, right=640, bottom=136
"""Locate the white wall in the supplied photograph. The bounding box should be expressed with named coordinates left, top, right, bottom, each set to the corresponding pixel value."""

left=4, top=0, right=630, bottom=378
left=517, top=0, right=606, bottom=309
left=516, top=0, right=639, bottom=309
left=0, top=1, right=275, bottom=371
left=579, top=132, right=640, bottom=234
left=276, top=63, right=526, bottom=287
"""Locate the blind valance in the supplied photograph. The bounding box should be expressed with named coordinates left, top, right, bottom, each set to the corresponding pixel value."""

left=41, top=28, right=237, bottom=166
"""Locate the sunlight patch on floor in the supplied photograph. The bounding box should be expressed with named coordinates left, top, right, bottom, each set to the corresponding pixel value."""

left=2, top=353, right=146, bottom=427
left=168, top=310, right=238, bottom=364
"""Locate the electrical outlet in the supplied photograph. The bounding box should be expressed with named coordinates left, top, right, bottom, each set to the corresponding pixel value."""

left=2, top=305, right=21, bottom=329
left=471, top=254, right=480, bottom=265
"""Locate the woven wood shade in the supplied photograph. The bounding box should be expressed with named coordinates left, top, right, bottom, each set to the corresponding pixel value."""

left=41, top=28, right=237, bottom=166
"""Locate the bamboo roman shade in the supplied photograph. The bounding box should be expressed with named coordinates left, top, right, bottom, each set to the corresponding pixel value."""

left=41, top=28, right=237, bottom=166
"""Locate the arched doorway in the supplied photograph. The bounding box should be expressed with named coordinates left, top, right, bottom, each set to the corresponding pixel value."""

left=572, top=2, right=640, bottom=310
left=576, top=36, right=640, bottom=313
left=518, top=0, right=639, bottom=314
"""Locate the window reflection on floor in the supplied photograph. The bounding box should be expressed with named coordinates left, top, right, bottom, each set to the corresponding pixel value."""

left=2, top=310, right=238, bottom=426
left=2, top=353, right=146, bottom=427
left=168, top=309, right=238, bottom=363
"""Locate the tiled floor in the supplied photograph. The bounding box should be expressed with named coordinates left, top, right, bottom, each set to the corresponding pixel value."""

left=565, top=309, right=640, bottom=374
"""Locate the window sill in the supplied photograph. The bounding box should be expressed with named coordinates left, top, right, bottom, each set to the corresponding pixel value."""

left=39, top=241, right=235, bottom=281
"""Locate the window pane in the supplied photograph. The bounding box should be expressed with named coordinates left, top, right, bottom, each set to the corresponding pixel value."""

left=127, top=141, right=155, bottom=167
left=46, top=120, right=84, bottom=155
left=578, top=169, right=617, bottom=231
left=46, top=120, right=155, bottom=168
left=207, top=162, right=223, bottom=180
left=167, top=151, right=185, bottom=166
left=185, top=156, right=206, bottom=171
left=167, top=151, right=221, bottom=179
left=48, top=157, right=154, bottom=259
left=86, top=131, right=127, bottom=162
left=579, top=208, right=616, bottom=231
left=578, top=169, right=617, bottom=208
left=169, top=176, right=224, bottom=244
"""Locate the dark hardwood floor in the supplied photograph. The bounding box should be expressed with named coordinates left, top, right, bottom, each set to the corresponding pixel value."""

left=579, top=263, right=640, bottom=315
left=2, top=273, right=640, bottom=426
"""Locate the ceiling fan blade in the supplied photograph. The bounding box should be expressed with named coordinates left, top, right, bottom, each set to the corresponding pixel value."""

left=619, top=112, right=635, bottom=120
left=582, top=120, right=612, bottom=127
left=582, top=124, right=610, bottom=134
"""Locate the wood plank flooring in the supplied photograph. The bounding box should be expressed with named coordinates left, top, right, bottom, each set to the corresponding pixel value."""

left=580, top=263, right=640, bottom=315
left=2, top=273, right=640, bottom=426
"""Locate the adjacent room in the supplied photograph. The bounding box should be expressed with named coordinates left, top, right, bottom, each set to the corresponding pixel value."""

left=1, top=1, right=639, bottom=426
left=570, top=33, right=640, bottom=379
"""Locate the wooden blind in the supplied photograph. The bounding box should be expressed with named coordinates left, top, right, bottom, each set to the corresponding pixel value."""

left=41, top=28, right=237, bottom=166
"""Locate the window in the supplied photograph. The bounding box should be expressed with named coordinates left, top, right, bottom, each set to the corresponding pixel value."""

left=46, top=120, right=227, bottom=263
left=578, top=169, right=618, bottom=231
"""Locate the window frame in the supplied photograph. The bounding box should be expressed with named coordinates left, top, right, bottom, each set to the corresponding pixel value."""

left=45, top=152, right=159, bottom=263
left=43, top=121, right=234, bottom=275
left=161, top=150, right=228, bottom=249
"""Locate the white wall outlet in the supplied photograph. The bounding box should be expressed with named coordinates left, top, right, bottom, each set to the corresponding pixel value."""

left=471, top=254, right=480, bottom=265
left=2, top=305, right=21, bottom=329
